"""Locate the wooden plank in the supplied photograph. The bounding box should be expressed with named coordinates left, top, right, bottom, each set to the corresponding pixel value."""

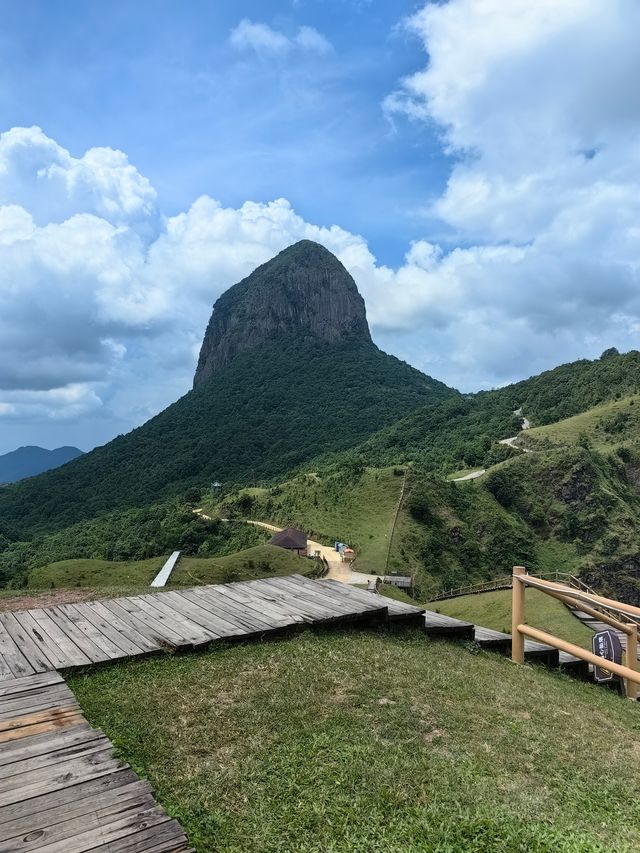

left=175, top=588, right=270, bottom=635
left=0, top=789, right=158, bottom=853
left=112, top=597, right=196, bottom=649
left=75, top=602, right=149, bottom=657
left=152, top=591, right=246, bottom=639
left=89, top=601, right=160, bottom=654
left=423, top=609, right=475, bottom=640
left=23, top=805, right=173, bottom=853
left=98, top=599, right=176, bottom=649
left=11, top=611, right=70, bottom=671
left=0, top=748, right=123, bottom=806
left=0, top=613, right=52, bottom=672
left=87, top=820, right=190, bottom=853
left=57, top=604, right=130, bottom=661
left=215, top=582, right=305, bottom=626
left=0, top=683, right=77, bottom=721
left=0, top=724, right=100, bottom=771
left=46, top=607, right=110, bottom=664
left=0, top=780, right=152, bottom=849
left=150, top=551, right=181, bottom=588
left=186, top=586, right=281, bottom=634
left=134, top=594, right=218, bottom=647
left=269, top=575, right=385, bottom=619
left=0, top=767, right=141, bottom=825
left=0, top=671, right=63, bottom=698
left=247, top=578, right=347, bottom=622
left=0, top=742, right=112, bottom=793
left=0, top=657, right=12, bottom=683
left=28, top=609, right=93, bottom=668
left=0, top=711, right=85, bottom=745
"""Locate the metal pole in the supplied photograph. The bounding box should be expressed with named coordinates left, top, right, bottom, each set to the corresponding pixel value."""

left=511, top=566, right=526, bottom=664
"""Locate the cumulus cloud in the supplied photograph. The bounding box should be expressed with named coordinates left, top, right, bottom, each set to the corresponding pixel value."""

left=229, top=19, right=332, bottom=56
left=377, top=0, right=640, bottom=385
left=5, top=0, right=640, bottom=456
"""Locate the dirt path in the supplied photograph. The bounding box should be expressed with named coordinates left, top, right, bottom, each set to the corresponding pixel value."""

left=451, top=469, right=486, bottom=482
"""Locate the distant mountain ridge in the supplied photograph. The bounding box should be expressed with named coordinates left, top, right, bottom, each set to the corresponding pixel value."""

left=0, top=446, right=83, bottom=485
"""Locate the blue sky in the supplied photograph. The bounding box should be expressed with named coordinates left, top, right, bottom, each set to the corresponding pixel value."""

left=0, top=0, right=449, bottom=266
left=1, top=0, right=640, bottom=454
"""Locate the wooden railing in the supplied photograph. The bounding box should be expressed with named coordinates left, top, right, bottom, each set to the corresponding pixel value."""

left=430, top=570, right=594, bottom=603
left=511, top=566, right=640, bottom=700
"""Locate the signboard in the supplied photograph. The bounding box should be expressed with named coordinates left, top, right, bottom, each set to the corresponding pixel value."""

left=592, top=630, right=623, bottom=683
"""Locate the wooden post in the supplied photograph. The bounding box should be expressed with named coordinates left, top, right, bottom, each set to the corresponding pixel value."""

left=511, top=566, right=526, bottom=664
left=626, top=627, right=638, bottom=701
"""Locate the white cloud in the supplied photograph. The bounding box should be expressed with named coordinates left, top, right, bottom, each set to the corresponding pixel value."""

left=376, top=0, right=640, bottom=385
left=229, top=19, right=332, bottom=56
left=6, top=12, right=640, bottom=455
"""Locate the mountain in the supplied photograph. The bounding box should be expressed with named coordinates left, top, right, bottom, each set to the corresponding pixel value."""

left=0, top=446, right=83, bottom=485
left=0, top=241, right=454, bottom=539
left=195, top=240, right=372, bottom=385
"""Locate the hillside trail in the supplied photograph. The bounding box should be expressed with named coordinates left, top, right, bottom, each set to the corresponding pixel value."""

left=498, top=407, right=532, bottom=452
left=193, top=511, right=376, bottom=585
left=451, top=408, right=532, bottom=482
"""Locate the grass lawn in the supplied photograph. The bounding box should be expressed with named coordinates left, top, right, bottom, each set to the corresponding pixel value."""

left=27, top=556, right=165, bottom=588
left=69, top=628, right=640, bottom=852
left=436, top=588, right=593, bottom=649
left=525, top=394, right=640, bottom=451
left=171, top=544, right=315, bottom=586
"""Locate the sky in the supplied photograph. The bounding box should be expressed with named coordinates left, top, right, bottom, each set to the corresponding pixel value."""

left=1, top=0, right=640, bottom=454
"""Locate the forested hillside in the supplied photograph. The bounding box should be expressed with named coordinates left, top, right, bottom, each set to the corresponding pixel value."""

left=0, top=339, right=452, bottom=540
left=339, top=348, right=640, bottom=473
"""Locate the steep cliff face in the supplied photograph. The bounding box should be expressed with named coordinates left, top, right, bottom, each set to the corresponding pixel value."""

left=194, top=240, right=372, bottom=387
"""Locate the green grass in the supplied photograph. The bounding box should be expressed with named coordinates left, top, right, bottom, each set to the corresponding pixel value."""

left=215, top=467, right=404, bottom=574
left=69, top=628, right=640, bottom=852
left=171, top=544, right=315, bottom=586
left=437, top=588, right=593, bottom=648
left=524, top=394, right=640, bottom=451
left=27, top=556, right=165, bottom=588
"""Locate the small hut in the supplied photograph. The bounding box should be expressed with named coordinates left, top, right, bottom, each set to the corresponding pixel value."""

left=270, top=527, right=308, bottom=556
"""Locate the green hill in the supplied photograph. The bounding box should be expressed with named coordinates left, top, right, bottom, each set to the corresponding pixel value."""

left=0, top=243, right=453, bottom=542
left=523, top=394, right=640, bottom=452
left=26, top=544, right=310, bottom=591
left=342, top=348, right=640, bottom=473
left=69, top=627, right=640, bottom=852
left=215, top=466, right=406, bottom=575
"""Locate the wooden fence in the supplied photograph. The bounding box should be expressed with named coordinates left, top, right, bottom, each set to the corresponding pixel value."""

left=511, top=566, right=640, bottom=700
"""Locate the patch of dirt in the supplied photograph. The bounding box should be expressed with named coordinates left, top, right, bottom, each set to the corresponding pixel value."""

left=0, top=588, right=110, bottom=612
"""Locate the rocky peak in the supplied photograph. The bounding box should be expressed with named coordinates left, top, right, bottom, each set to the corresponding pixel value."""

left=193, top=240, right=372, bottom=387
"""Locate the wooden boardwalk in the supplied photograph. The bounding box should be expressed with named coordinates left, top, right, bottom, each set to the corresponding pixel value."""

left=0, top=575, right=425, bottom=682
left=0, top=576, right=424, bottom=851
left=0, top=670, right=192, bottom=852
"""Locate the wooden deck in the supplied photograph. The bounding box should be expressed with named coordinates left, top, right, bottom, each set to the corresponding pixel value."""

left=0, top=576, right=425, bottom=851
left=0, top=575, right=425, bottom=682
left=0, top=670, right=192, bottom=852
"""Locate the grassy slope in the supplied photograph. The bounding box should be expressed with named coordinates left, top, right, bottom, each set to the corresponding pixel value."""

left=26, top=545, right=311, bottom=590
left=524, top=394, right=640, bottom=450
left=437, top=588, right=593, bottom=648
left=69, top=629, right=640, bottom=852
left=171, top=544, right=313, bottom=586
left=28, top=556, right=165, bottom=588
left=216, top=467, right=404, bottom=574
